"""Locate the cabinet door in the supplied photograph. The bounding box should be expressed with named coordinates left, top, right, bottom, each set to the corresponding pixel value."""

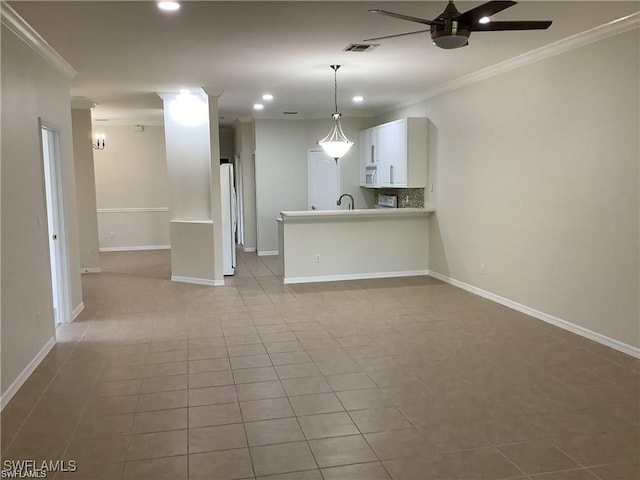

left=359, top=130, right=367, bottom=186
left=361, top=128, right=379, bottom=166
left=379, top=120, right=407, bottom=187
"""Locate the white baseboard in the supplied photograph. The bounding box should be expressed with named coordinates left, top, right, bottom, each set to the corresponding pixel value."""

left=171, top=275, right=225, bottom=287
left=81, top=267, right=102, bottom=274
left=284, top=270, right=429, bottom=285
left=72, top=302, right=85, bottom=320
left=1, top=336, right=56, bottom=411
left=243, top=247, right=256, bottom=253
left=257, top=250, right=278, bottom=256
left=99, top=245, right=171, bottom=252
left=428, top=271, right=640, bottom=359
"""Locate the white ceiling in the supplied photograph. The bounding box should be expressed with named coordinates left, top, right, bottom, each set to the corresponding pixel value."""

left=10, top=1, right=639, bottom=125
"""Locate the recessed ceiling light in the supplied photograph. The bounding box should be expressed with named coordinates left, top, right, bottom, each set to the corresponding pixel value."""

left=479, top=16, right=490, bottom=24
left=158, top=2, right=180, bottom=12
left=254, top=104, right=264, bottom=111
left=352, top=96, right=364, bottom=103
left=262, top=94, right=274, bottom=101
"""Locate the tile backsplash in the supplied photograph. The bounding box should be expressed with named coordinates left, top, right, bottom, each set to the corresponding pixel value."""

left=378, top=188, right=425, bottom=208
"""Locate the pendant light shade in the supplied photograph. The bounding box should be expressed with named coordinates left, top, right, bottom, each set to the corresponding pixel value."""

left=319, top=65, right=353, bottom=161
left=319, top=113, right=353, bottom=160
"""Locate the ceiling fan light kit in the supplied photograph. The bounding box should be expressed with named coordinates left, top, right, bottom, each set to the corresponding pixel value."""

left=367, top=0, right=552, bottom=49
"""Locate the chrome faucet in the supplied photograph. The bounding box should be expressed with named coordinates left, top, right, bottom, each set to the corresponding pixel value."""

left=337, top=193, right=354, bottom=210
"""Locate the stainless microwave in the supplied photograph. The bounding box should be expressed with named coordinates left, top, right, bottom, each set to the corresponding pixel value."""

left=365, top=165, right=381, bottom=188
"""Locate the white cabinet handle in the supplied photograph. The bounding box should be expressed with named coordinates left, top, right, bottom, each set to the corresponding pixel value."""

left=371, top=145, right=375, bottom=164
left=390, top=165, right=394, bottom=184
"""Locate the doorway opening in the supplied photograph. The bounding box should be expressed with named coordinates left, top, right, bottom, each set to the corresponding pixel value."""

left=40, top=122, right=71, bottom=326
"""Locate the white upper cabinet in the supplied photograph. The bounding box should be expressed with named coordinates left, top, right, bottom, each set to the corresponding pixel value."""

left=379, top=120, right=408, bottom=186
left=360, top=118, right=427, bottom=188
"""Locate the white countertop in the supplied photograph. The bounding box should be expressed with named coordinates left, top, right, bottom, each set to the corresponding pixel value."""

left=279, top=207, right=435, bottom=221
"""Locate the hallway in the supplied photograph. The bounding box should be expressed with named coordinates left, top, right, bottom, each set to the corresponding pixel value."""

left=1, top=250, right=638, bottom=479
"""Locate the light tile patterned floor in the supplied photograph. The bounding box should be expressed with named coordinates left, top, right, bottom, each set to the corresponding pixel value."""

left=1, top=249, right=638, bottom=479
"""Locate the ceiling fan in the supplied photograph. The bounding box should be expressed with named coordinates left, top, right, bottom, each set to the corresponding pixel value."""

left=365, top=1, right=552, bottom=49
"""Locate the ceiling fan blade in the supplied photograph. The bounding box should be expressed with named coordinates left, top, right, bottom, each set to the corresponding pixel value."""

left=368, top=9, right=442, bottom=26
left=470, top=20, right=552, bottom=31
left=456, top=1, right=517, bottom=25
left=364, top=29, right=431, bottom=42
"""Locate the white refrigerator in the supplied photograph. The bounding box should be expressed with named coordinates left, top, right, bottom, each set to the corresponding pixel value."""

left=220, top=164, right=237, bottom=275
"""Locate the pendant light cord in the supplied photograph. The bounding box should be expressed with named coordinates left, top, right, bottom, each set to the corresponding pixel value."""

left=330, top=65, right=340, bottom=114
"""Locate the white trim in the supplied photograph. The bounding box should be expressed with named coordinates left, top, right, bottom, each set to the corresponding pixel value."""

left=72, top=302, right=85, bottom=320
left=81, top=267, right=102, bottom=274
left=0, top=3, right=77, bottom=79
left=97, top=207, right=169, bottom=214
left=171, top=275, right=224, bottom=286
left=99, top=245, right=171, bottom=252
left=390, top=12, right=640, bottom=111
left=243, top=247, right=256, bottom=253
left=1, top=337, right=56, bottom=411
left=258, top=250, right=278, bottom=256
left=93, top=119, right=164, bottom=127
left=428, top=271, right=640, bottom=359
left=284, top=270, right=429, bottom=285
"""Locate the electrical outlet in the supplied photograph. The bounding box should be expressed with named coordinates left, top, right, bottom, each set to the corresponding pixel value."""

left=480, top=264, right=486, bottom=275
left=89, top=248, right=94, bottom=255
left=429, top=184, right=434, bottom=192
left=109, top=231, right=115, bottom=239
left=315, top=254, right=320, bottom=263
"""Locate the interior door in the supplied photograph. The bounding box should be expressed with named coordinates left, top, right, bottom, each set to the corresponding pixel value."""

left=41, top=123, right=70, bottom=326
left=308, top=150, right=339, bottom=211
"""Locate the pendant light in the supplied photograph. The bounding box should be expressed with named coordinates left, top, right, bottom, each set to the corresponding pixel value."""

left=319, top=65, right=353, bottom=162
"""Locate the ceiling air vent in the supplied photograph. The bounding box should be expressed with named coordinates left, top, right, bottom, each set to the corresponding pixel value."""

left=282, top=112, right=298, bottom=115
left=343, top=43, right=379, bottom=53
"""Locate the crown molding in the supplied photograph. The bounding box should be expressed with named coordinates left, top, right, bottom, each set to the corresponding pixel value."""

left=390, top=12, right=640, bottom=112
left=202, top=87, right=224, bottom=98
left=0, top=2, right=77, bottom=79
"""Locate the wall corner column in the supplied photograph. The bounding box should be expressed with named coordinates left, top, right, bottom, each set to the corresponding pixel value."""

left=203, top=88, right=224, bottom=284
left=159, top=90, right=219, bottom=286
left=70, top=100, right=101, bottom=272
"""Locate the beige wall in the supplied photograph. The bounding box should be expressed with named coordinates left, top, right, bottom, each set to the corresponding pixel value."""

left=380, top=30, right=640, bottom=350
left=93, top=125, right=170, bottom=250
left=254, top=119, right=309, bottom=254
left=280, top=212, right=429, bottom=283
left=71, top=108, right=100, bottom=269
left=254, top=117, right=373, bottom=254
left=1, top=26, right=83, bottom=398
left=219, top=126, right=234, bottom=160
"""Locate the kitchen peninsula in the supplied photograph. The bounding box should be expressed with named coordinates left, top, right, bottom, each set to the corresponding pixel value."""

left=277, top=207, right=434, bottom=284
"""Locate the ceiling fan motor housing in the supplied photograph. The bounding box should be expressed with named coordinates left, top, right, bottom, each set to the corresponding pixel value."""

left=431, top=21, right=470, bottom=49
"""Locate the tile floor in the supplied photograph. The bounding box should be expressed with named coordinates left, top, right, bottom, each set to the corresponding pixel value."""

left=1, top=249, right=638, bottom=479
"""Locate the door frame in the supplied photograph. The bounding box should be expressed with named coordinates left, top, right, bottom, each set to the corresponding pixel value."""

left=39, top=119, right=72, bottom=325
left=233, top=153, right=244, bottom=246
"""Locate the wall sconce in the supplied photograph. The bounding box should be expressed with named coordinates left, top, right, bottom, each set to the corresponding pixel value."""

left=93, top=133, right=105, bottom=150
